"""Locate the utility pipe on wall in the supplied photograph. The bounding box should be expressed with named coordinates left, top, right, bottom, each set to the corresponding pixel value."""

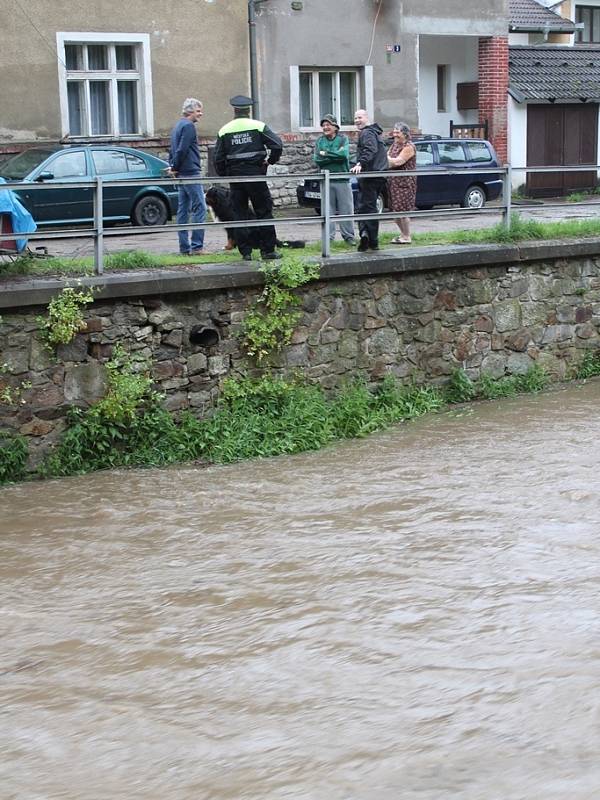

left=248, top=0, right=270, bottom=119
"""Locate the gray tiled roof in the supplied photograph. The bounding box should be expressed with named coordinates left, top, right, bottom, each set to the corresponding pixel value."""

left=509, top=0, right=576, bottom=31
left=509, top=45, right=600, bottom=101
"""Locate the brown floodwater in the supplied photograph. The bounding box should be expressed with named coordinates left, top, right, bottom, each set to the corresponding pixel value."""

left=2, top=381, right=600, bottom=799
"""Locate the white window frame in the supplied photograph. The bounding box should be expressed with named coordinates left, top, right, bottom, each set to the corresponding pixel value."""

left=56, top=32, right=154, bottom=138
left=575, top=2, right=600, bottom=42
left=290, top=65, right=373, bottom=132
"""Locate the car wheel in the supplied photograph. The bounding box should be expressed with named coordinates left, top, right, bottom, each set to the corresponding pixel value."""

left=462, top=185, right=486, bottom=209
left=132, top=195, right=168, bottom=226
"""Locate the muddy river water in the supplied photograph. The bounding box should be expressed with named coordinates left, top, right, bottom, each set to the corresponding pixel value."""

left=2, top=382, right=600, bottom=799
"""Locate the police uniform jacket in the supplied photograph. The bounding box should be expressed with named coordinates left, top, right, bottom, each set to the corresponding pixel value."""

left=214, top=118, right=283, bottom=177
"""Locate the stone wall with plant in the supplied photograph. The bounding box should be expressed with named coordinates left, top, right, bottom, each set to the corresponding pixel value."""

left=2, top=247, right=600, bottom=472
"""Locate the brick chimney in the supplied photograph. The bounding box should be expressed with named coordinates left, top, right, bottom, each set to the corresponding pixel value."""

left=478, top=36, right=509, bottom=163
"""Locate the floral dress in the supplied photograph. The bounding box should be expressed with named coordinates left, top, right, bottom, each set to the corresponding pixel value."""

left=387, top=140, right=417, bottom=213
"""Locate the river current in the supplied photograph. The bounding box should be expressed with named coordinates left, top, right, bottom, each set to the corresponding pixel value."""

left=2, top=382, right=600, bottom=799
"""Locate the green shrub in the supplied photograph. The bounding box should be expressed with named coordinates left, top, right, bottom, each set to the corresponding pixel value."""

left=37, top=286, right=94, bottom=349
left=105, top=250, right=162, bottom=270
left=241, top=256, right=320, bottom=364
left=40, top=346, right=182, bottom=477
left=202, top=374, right=334, bottom=463
left=514, top=364, right=549, bottom=393
left=476, top=364, right=549, bottom=400
left=0, top=254, right=37, bottom=276
left=444, top=368, right=476, bottom=404
left=0, top=433, right=28, bottom=484
left=576, top=350, right=600, bottom=379
left=327, top=375, right=444, bottom=440
left=477, top=373, right=518, bottom=399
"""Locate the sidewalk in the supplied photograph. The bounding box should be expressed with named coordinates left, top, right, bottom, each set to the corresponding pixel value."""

left=27, top=196, right=600, bottom=261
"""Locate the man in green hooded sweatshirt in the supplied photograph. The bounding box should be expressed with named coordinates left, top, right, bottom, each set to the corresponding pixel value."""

left=313, top=114, right=356, bottom=245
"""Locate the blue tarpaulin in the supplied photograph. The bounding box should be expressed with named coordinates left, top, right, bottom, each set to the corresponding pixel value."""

left=0, top=177, right=37, bottom=253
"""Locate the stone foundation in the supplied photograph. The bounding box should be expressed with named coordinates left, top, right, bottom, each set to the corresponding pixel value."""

left=2, top=239, right=600, bottom=465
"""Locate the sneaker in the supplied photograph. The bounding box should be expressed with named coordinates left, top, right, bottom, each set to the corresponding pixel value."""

left=357, top=236, right=369, bottom=252
left=261, top=251, right=282, bottom=260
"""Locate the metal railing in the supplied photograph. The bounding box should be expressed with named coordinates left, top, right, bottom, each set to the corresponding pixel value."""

left=1, top=163, right=600, bottom=275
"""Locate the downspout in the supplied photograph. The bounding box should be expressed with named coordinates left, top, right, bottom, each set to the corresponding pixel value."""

left=248, top=0, right=270, bottom=119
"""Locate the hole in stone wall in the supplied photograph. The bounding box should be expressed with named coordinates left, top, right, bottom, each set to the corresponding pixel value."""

left=189, top=325, right=219, bottom=347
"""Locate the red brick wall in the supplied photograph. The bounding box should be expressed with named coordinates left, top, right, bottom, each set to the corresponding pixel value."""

left=478, top=36, right=508, bottom=164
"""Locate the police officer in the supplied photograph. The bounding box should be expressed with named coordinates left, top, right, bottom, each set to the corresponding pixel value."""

left=214, top=95, right=283, bottom=261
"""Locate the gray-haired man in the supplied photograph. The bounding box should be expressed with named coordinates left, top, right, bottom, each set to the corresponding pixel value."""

left=168, top=98, right=207, bottom=255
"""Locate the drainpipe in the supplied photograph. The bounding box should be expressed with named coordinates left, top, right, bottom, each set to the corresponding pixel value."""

left=248, top=0, right=270, bottom=119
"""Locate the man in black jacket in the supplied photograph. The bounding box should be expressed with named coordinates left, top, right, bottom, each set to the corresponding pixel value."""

left=214, top=95, right=283, bottom=261
left=350, top=109, right=388, bottom=252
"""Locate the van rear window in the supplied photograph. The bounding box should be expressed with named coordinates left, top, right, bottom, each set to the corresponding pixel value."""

left=466, top=142, right=492, bottom=162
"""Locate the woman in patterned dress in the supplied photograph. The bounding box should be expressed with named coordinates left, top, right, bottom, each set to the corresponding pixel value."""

left=387, top=122, right=417, bottom=244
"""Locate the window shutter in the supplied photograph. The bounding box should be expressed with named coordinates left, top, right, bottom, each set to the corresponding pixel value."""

left=457, top=82, right=479, bottom=111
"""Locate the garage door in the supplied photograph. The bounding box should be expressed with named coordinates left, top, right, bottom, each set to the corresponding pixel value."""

left=526, top=104, right=598, bottom=197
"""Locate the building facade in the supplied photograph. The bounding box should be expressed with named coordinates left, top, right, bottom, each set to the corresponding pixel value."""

left=0, top=0, right=247, bottom=150
left=1, top=0, right=510, bottom=190
left=255, top=0, right=508, bottom=160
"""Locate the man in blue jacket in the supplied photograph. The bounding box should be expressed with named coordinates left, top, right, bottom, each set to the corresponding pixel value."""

left=168, top=98, right=206, bottom=255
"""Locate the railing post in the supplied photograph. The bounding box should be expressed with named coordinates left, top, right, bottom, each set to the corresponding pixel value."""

left=321, top=170, right=331, bottom=258
left=502, top=163, right=512, bottom=232
left=93, top=176, right=104, bottom=275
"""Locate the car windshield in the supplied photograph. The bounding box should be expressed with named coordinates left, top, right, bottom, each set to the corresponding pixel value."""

left=0, top=149, right=58, bottom=180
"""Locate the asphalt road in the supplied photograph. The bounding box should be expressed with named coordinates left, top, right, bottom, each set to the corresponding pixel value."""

left=25, top=196, right=600, bottom=260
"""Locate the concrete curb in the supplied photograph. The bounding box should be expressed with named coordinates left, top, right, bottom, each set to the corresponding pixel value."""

left=1, top=237, right=599, bottom=310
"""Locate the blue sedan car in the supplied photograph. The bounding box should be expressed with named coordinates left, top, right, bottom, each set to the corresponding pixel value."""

left=0, top=145, right=178, bottom=226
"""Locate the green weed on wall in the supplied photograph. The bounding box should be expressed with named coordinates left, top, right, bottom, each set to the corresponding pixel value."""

left=0, top=434, right=28, bottom=485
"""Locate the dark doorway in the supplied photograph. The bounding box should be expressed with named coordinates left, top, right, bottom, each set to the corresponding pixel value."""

left=526, top=103, right=598, bottom=196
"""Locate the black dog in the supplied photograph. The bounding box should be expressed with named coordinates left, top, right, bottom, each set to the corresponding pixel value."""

left=205, top=185, right=305, bottom=251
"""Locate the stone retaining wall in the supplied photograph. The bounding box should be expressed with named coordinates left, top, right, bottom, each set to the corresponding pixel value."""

left=2, top=240, right=600, bottom=465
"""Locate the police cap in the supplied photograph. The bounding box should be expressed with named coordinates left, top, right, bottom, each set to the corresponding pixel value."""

left=230, top=95, right=255, bottom=109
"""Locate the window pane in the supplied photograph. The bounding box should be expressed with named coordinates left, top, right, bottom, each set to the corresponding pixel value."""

left=116, top=45, right=136, bottom=70
left=0, top=148, right=57, bottom=180
left=92, top=150, right=128, bottom=174
left=299, top=72, right=313, bottom=127
left=49, top=151, right=87, bottom=178
left=467, top=142, right=492, bottom=162
left=118, top=81, right=138, bottom=133
left=415, top=144, right=434, bottom=166
left=339, top=72, right=356, bottom=125
left=579, top=8, right=591, bottom=42
left=90, top=81, right=110, bottom=134
left=319, top=72, right=334, bottom=121
left=125, top=153, right=147, bottom=171
left=65, top=44, right=83, bottom=70
left=437, top=65, right=447, bottom=112
left=88, top=44, right=108, bottom=70
left=593, top=8, right=600, bottom=41
left=67, top=82, right=84, bottom=136
left=438, top=142, right=467, bottom=163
